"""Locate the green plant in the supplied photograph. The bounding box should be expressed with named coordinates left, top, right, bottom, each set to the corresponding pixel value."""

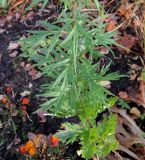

left=118, top=98, right=130, bottom=109
left=21, top=0, right=123, bottom=159
left=0, top=0, right=11, bottom=9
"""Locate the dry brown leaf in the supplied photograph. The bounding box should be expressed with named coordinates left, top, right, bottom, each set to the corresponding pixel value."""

left=37, top=111, right=47, bottom=123
left=116, top=34, right=137, bottom=53
left=20, top=91, right=31, bottom=97
left=8, top=42, right=20, bottom=50
left=9, top=51, right=18, bottom=58
left=99, top=81, right=111, bottom=87
left=98, top=46, right=109, bottom=55
left=119, top=80, right=145, bottom=108
left=119, top=91, right=129, bottom=100
left=10, top=109, right=18, bottom=117
left=117, top=3, right=133, bottom=20
left=130, top=107, right=141, bottom=117
left=112, top=107, right=145, bottom=159
left=28, top=68, right=38, bottom=78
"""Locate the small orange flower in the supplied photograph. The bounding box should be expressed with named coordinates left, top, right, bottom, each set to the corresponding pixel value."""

left=49, top=135, right=60, bottom=147
left=19, top=145, right=28, bottom=154
left=25, top=140, right=34, bottom=148
left=21, top=98, right=30, bottom=105
left=1, top=97, right=8, bottom=104
left=28, top=146, right=36, bottom=156
left=19, top=140, right=36, bottom=156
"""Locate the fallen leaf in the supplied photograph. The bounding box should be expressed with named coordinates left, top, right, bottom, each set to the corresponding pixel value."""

left=8, top=42, right=20, bottom=50
left=20, top=61, right=25, bottom=67
left=98, top=46, right=109, bottom=55
left=25, top=63, right=32, bottom=71
left=11, top=109, right=18, bottom=117
left=130, top=107, right=141, bottom=117
left=112, top=107, right=145, bottom=160
left=14, top=137, right=21, bottom=145
left=20, top=91, right=31, bottom=97
left=28, top=132, right=48, bottom=155
left=0, top=95, right=5, bottom=100
left=99, top=80, right=111, bottom=88
left=117, top=34, right=137, bottom=53
left=28, top=68, right=38, bottom=78
left=119, top=80, right=145, bottom=108
left=130, top=73, right=137, bottom=81
left=0, top=121, right=3, bottom=129
left=117, top=3, right=133, bottom=19
left=37, top=111, right=47, bottom=123
left=9, top=51, right=18, bottom=58
left=119, top=91, right=129, bottom=100
left=32, top=71, right=42, bottom=80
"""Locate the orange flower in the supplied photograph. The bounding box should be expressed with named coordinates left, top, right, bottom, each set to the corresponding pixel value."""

left=1, top=97, right=8, bottom=104
left=49, top=135, right=60, bottom=147
left=21, top=98, right=30, bottom=105
left=19, top=140, right=36, bottom=156
left=19, top=145, right=29, bottom=154
left=25, top=140, right=34, bottom=148
left=28, top=146, right=36, bottom=156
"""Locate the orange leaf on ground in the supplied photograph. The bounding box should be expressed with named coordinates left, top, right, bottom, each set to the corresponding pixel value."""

left=117, top=3, right=133, bottom=19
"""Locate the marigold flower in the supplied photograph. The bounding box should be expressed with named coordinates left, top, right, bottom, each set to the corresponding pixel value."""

left=25, top=140, right=34, bottom=148
left=19, top=140, right=36, bottom=156
left=21, top=98, right=30, bottom=105
left=19, top=145, right=28, bottom=154
left=1, top=97, right=8, bottom=104
left=49, top=135, right=60, bottom=147
left=28, top=146, right=36, bottom=156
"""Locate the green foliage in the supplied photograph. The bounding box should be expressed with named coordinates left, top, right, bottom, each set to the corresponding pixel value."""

left=0, top=0, right=11, bottom=9
left=21, top=0, right=122, bottom=159
left=118, top=98, right=130, bottom=109
left=56, top=115, right=118, bottom=159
